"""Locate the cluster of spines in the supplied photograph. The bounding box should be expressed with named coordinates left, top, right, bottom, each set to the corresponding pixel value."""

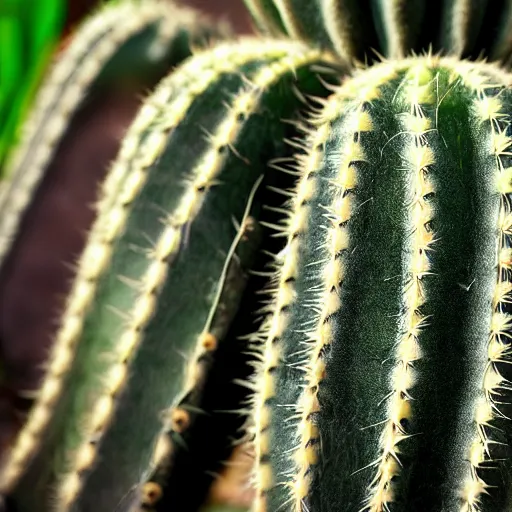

left=0, top=0, right=195, bottom=268
left=364, top=64, right=437, bottom=512
left=458, top=64, right=512, bottom=511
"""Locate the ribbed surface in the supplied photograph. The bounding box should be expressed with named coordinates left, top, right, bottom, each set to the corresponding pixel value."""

left=1, top=37, right=334, bottom=511
left=0, top=0, right=208, bottom=497
left=255, top=56, right=512, bottom=512
left=244, top=0, right=512, bottom=64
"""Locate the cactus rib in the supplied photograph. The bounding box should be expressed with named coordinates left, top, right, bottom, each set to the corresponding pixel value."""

left=1, top=36, right=335, bottom=511
left=244, top=0, right=376, bottom=63
left=254, top=55, right=512, bottom=511
left=253, top=60, right=397, bottom=512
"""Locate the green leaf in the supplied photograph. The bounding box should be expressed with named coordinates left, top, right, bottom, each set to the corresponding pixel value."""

left=0, top=0, right=66, bottom=175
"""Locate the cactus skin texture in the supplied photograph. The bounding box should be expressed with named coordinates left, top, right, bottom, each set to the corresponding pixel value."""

left=6, top=1, right=512, bottom=512
left=243, top=0, right=512, bottom=64
left=253, top=55, right=512, bottom=512
left=0, top=16, right=336, bottom=507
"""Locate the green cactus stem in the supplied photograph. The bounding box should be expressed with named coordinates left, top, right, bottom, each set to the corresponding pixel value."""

left=0, top=37, right=336, bottom=512
left=141, top=131, right=324, bottom=512
left=253, top=55, right=512, bottom=512
left=136, top=202, right=264, bottom=512
left=0, top=0, right=214, bottom=272
left=244, top=0, right=512, bottom=64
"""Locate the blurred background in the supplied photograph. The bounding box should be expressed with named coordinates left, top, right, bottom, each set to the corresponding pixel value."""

left=0, top=1, right=255, bottom=509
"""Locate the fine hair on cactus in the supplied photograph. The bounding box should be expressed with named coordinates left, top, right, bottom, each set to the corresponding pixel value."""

left=2, top=1, right=512, bottom=512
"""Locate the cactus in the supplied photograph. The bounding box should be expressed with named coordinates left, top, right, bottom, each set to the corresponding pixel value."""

left=243, top=0, right=512, bottom=63
left=0, top=0, right=219, bottom=416
left=0, top=0, right=216, bottom=270
left=3, top=1, right=512, bottom=512
left=253, top=56, right=512, bottom=512
left=0, top=2, right=337, bottom=509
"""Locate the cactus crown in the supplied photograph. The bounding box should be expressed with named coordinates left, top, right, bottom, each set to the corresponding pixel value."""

left=2, top=2, right=512, bottom=512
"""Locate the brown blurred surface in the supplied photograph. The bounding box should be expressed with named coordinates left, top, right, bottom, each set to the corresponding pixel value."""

left=65, top=0, right=253, bottom=34
left=185, top=0, right=252, bottom=32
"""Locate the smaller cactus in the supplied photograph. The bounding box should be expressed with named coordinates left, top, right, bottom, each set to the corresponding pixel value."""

left=0, top=0, right=214, bottom=271
left=0, top=0, right=218, bottom=418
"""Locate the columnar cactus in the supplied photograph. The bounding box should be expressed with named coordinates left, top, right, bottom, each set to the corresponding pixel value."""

left=244, top=0, right=512, bottom=63
left=3, top=1, right=512, bottom=512
left=253, top=55, right=512, bottom=512
left=0, top=0, right=212, bottom=269
left=0, top=2, right=337, bottom=511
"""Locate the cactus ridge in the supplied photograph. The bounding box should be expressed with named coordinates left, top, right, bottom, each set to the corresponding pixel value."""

left=0, top=0, right=200, bottom=271
left=363, top=63, right=438, bottom=512
left=244, top=0, right=512, bottom=64
left=0, top=34, right=219, bottom=498
left=463, top=66, right=512, bottom=512
left=254, top=55, right=512, bottom=512
left=252, top=60, right=397, bottom=512
left=0, top=34, right=335, bottom=511
left=139, top=187, right=262, bottom=511
left=128, top=43, right=334, bottom=512
left=245, top=0, right=376, bottom=63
